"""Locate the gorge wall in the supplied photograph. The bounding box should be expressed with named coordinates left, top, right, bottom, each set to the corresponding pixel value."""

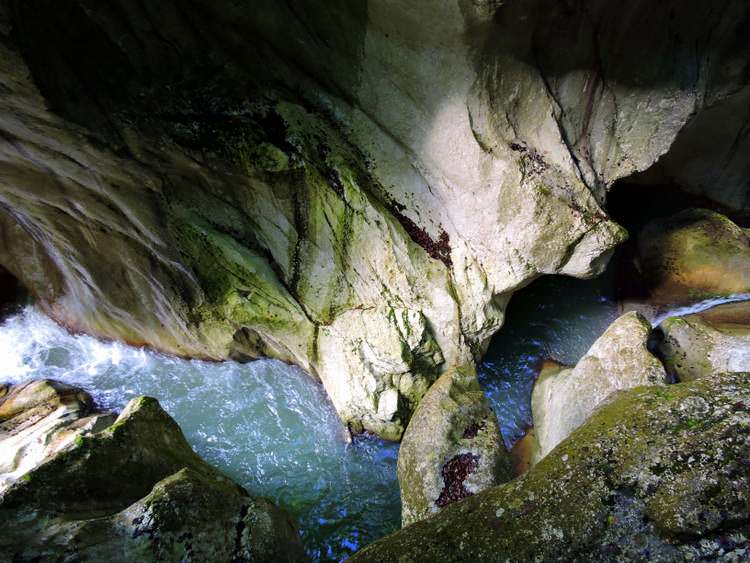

left=0, top=0, right=748, bottom=438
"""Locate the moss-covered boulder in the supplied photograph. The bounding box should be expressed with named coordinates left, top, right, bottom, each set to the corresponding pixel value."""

left=351, top=371, right=750, bottom=562
left=528, top=312, right=667, bottom=465
left=0, top=380, right=306, bottom=562
left=636, top=209, right=750, bottom=305
left=658, top=301, right=750, bottom=382
left=397, top=367, right=512, bottom=526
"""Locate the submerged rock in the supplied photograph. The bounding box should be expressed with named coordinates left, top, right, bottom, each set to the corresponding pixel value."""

left=636, top=209, right=750, bottom=305
left=0, top=380, right=306, bottom=562
left=397, top=367, right=512, bottom=526
left=658, top=301, right=750, bottom=381
left=352, top=371, right=750, bottom=562
left=0, top=1, right=747, bottom=438
left=528, top=312, right=667, bottom=465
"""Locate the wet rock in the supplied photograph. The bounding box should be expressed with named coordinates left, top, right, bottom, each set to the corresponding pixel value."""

left=529, top=312, right=667, bottom=465
left=351, top=371, right=750, bottom=561
left=658, top=300, right=750, bottom=381
left=0, top=379, right=116, bottom=492
left=397, top=367, right=512, bottom=526
left=1, top=1, right=747, bottom=438
left=636, top=209, right=750, bottom=305
left=0, top=380, right=306, bottom=562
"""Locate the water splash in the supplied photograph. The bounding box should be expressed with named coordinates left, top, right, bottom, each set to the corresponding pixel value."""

left=651, top=294, right=750, bottom=326
left=0, top=306, right=400, bottom=561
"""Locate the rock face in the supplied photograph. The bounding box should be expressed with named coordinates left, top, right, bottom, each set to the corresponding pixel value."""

left=658, top=301, right=750, bottom=381
left=0, top=2, right=748, bottom=437
left=351, top=371, right=750, bottom=562
left=0, top=380, right=305, bottom=562
left=637, top=209, right=750, bottom=305
left=397, top=367, right=512, bottom=526
left=529, top=312, right=667, bottom=465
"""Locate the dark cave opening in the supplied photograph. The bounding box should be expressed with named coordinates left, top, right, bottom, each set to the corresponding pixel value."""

left=0, top=265, right=28, bottom=320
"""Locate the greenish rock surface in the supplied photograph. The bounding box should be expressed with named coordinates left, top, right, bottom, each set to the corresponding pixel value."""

left=637, top=209, right=750, bottom=305
left=0, top=2, right=747, bottom=437
left=0, top=380, right=306, bottom=562
left=529, top=312, right=667, bottom=465
left=397, top=366, right=512, bottom=526
left=351, top=371, right=750, bottom=562
left=658, top=301, right=750, bottom=382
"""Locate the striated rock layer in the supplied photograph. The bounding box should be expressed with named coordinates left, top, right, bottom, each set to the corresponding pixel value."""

left=0, top=1, right=748, bottom=437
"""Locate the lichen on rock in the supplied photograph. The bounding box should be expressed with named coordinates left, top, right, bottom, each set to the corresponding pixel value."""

left=351, top=371, right=750, bottom=562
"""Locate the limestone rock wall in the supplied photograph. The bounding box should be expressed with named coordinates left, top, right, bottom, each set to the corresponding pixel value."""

left=0, top=0, right=748, bottom=438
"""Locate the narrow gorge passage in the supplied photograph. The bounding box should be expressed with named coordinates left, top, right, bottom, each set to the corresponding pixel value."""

left=0, top=306, right=400, bottom=561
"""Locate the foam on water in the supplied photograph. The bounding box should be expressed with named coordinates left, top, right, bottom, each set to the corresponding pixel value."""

left=0, top=306, right=400, bottom=561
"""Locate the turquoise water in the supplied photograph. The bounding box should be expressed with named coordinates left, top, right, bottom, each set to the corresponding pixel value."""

left=479, top=272, right=620, bottom=448
left=0, top=306, right=400, bottom=561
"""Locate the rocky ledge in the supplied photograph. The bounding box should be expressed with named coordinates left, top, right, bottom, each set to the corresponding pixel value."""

left=0, top=379, right=306, bottom=562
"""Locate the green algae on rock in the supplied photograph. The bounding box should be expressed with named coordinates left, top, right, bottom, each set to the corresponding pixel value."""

left=351, top=371, right=750, bottom=562
left=528, top=312, right=668, bottom=466
left=4, top=1, right=748, bottom=439
left=0, top=380, right=306, bottom=562
left=397, top=366, right=512, bottom=526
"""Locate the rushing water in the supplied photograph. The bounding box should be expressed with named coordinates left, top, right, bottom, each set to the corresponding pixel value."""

left=479, top=270, right=620, bottom=447
left=0, top=306, right=400, bottom=562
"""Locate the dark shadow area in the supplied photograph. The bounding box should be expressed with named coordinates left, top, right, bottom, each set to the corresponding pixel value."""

left=0, top=265, right=27, bottom=320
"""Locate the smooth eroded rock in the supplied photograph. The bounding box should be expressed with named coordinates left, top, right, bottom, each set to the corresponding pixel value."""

left=637, top=209, right=750, bottom=305
left=658, top=300, right=750, bottom=381
left=352, top=371, right=750, bottom=562
left=528, top=312, right=667, bottom=465
left=397, top=367, right=512, bottom=526
left=0, top=380, right=306, bottom=562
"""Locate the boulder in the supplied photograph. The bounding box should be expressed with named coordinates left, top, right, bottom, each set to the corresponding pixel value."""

left=658, top=301, right=750, bottom=381
left=0, top=380, right=306, bottom=562
left=636, top=209, right=750, bottom=305
left=529, top=312, right=667, bottom=465
left=397, top=367, right=512, bottom=526
left=351, top=371, right=750, bottom=562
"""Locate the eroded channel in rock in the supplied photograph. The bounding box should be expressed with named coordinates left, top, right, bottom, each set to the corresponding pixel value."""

left=0, top=306, right=400, bottom=561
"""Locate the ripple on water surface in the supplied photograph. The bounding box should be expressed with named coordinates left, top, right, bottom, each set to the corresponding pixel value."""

left=0, top=306, right=400, bottom=561
left=479, top=272, right=619, bottom=447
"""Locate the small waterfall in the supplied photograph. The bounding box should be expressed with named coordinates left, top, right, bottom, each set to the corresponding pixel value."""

left=651, top=294, right=750, bottom=326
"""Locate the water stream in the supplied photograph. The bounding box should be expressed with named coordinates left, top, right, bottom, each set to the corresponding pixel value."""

left=0, top=307, right=399, bottom=562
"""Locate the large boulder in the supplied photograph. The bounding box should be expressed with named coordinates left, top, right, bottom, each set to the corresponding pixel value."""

left=0, top=380, right=306, bottom=562
left=0, top=1, right=747, bottom=438
left=636, top=209, right=750, bottom=305
left=397, top=367, right=512, bottom=526
left=528, top=312, right=667, bottom=465
left=658, top=300, right=750, bottom=381
left=351, top=371, right=750, bottom=562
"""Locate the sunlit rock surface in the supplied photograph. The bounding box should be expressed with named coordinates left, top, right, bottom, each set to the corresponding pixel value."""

left=659, top=301, right=750, bottom=381
left=0, top=380, right=305, bottom=562
left=397, top=366, right=512, bottom=526
left=351, top=371, right=750, bottom=562
left=0, top=1, right=748, bottom=436
left=528, top=312, right=667, bottom=465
